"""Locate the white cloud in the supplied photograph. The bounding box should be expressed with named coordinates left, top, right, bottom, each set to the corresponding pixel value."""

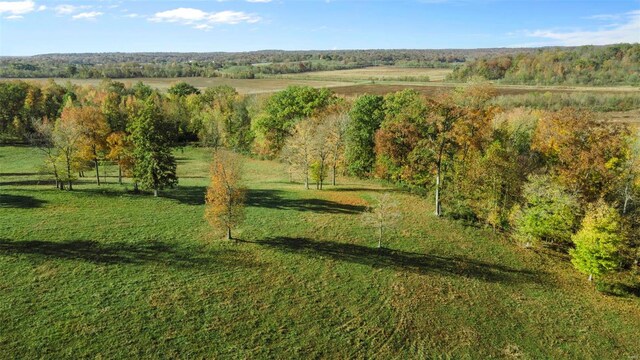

left=194, top=23, right=212, bottom=30
left=522, top=10, right=640, bottom=46
left=151, top=8, right=208, bottom=23
left=5, top=14, right=23, bottom=19
left=36, top=4, right=44, bottom=11
left=0, top=1, right=35, bottom=15
left=150, top=7, right=260, bottom=30
left=246, top=0, right=272, bottom=3
left=209, top=10, right=260, bottom=24
left=584, top=14, right=620, bottom=21
left=72, top=11, right=103, bottom=20
left=124, top=13, right=139, bottom=18
left=55, top=4, right=77, bottom=15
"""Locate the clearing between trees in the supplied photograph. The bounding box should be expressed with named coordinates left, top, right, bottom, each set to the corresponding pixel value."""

left=0, top=146, right=638, bottom=358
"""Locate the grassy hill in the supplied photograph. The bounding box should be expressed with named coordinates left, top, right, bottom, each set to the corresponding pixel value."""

left=0, top=146, right=639, bottom=358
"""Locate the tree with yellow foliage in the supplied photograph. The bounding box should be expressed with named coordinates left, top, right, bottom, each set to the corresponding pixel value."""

left=106, top=131, right=134, bottom=184
left=75, top=106, right=110, bottom=185
left=205, top=149, right=246, bottom=241
left=570, top=200, right=625, bottom=282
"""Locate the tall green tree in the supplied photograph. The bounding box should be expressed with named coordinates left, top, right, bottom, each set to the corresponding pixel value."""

left=128, top=97, right=178, bottom=196
left=254, top=86, right=335, bottom=157
left=511, top=175, right=580, bottom=247
left=167, top=82, right=200, bottom=97
left=345, top=95, right=385, bottom=178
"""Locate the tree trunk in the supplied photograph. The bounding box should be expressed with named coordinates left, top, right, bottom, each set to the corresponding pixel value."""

left=434, top=167, right=441, bottom=217
left=134, top=182, right=139, bottom=193
left=66, top=155, right=73, bottom=191
left=118, top=165, right=122, bottom=184
left=623, top=184, right=629, bottom=215
left=153, top=188, right=158, bottom=197
left=588, top=273, right=593, bottom=282
left=95, top=159, right=100, bottom=186
left=378, top=226, right=382, bottom=248
left=227, top=227, right=232, bottom=241
left=53, top=164, right=59, bottom=190
left=332, top=164, right=337, bottom=186
left=305, top=172, right=309, bottom=190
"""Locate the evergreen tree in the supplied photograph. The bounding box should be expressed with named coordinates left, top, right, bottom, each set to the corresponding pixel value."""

left=128, top=97, right=178, bottom=196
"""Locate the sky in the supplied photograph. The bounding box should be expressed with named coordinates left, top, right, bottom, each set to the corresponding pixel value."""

left=0, top=0, right=638, bottom=56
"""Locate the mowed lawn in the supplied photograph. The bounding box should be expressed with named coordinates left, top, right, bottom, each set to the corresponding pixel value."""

left=0, top=146, right=639, bottom=358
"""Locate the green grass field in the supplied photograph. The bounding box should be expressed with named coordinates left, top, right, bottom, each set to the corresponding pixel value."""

left=1, top=146, right=639, bottom=358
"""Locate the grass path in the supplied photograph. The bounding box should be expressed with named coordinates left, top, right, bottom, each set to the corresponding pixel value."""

left=0, top=146, right=639, bottom=358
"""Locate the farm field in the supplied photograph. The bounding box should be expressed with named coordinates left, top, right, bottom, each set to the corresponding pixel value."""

left=329, top=82, right=640, bottom=97
left=13, top=73, right=638, bottom=99
left=266, top=66, right=453, bottom=82
left=15, top=77, right=354, bottom=95
left=1, top=145, right=639, bottom=358
left=607, top=109, right=640, bottom=125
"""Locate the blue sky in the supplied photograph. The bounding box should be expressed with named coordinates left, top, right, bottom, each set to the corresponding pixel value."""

left=0, top=0, right=638, bottom=55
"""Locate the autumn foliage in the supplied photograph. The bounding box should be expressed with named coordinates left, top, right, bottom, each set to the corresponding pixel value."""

left=205, top=149, right=246, bottom=241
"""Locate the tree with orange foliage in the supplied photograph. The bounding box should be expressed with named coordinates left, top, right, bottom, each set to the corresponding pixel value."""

left=75, top=106, right=110, bottom=185
left=205, top=149, right=246, bottom=241
left=532, top=108, right=629, bottom=203
left=106, top=131, right=134, bottom=184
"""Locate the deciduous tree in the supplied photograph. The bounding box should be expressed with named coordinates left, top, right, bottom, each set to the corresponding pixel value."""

left=511, top=175, right=580, bottom=247
left=362, top=193, right=401, bottom=249
left=570, top=200, right=625, bottom=282
left=205, top=149, right=246, bottom=241
left=106, top=131, right=134, bottom=184
left=75, top=106, right=110, bottom=185
left=53, top=106, right=84, bottom=190
left=282, top=119, right=315, bottom=189
left=345, top=95, right=384, bottom=177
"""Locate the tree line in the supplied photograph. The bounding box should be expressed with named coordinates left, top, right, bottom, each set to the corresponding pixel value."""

left=1, top=79, right=638, bottom=282
left=1, top=79, right=254, bottom=195
left=0, top=47, right=552, bottom=79
left=448, top=44, right=640, bottom=86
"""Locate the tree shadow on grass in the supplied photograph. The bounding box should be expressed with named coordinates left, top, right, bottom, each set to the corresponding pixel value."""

left=0, top=238, right=257, bottom=270
left=0, top=172, right=41, bottom=177
left=251, top=236, right=547, bottom=285
left=73, top=185, right=206, bottom=205
left=246, top=189, right=366, bottom=214
left=163, top=185, right=207, bottom=205
left=598, top=281, right=640, bottom=298
left=0, top=194, right=47, bottom=208
left=329, top=187, right=399, bottom=193
left=0, top=179, right=56, bottom=186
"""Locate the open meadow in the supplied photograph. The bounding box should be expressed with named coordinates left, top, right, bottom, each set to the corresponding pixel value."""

left=16, top=77, right=354, bottom=95
left=1, top=145, right=639, bottom=358
left=265, top=66, right=453, bottom=82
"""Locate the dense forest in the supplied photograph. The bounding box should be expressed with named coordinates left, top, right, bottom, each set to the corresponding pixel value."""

left=1, top=78, right=638, bottom=285
left=448, top=43, right=640, bottom=86
left=0, top=47, right=571, bottom=79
